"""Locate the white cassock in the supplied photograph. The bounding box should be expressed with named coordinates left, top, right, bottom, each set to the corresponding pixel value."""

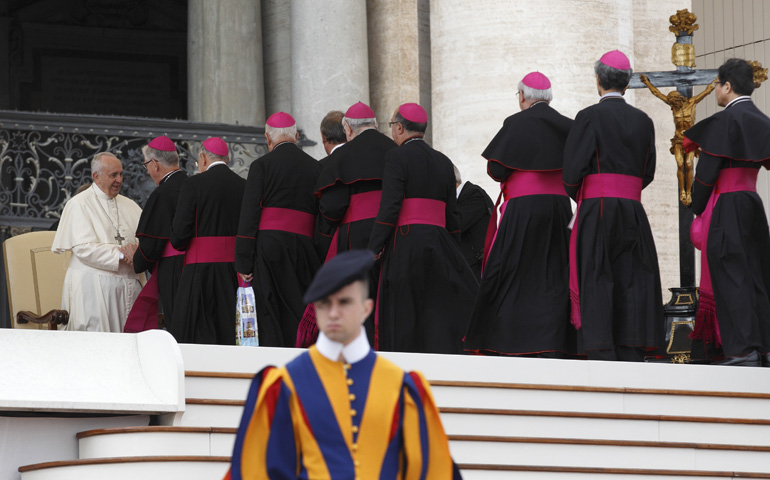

left=52, top=184, right=144, bottom=332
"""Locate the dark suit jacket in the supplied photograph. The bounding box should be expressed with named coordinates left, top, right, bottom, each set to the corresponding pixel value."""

left=456, top=181, right=493, bottom=278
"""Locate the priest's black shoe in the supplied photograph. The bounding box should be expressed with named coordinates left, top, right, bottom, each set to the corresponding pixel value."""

left=715, top=350, right=760, bottom=367
left=762, top=352, right=770, bottom=367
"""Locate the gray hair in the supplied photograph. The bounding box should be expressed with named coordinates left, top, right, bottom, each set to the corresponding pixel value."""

left=518, top=81, right=553, bottom=102
left=343, top=116, right=377, bottom=133
left=201, top=148, right=228, bottom=163
left=91, top=152, right=118, bottom=174
left=453, top=164, right=462, bottom=184
left=142, top=145, right=180, bottom=168
left=265, top=124, right=298, bottom=143
left=594, top=60, right=632, bottom=91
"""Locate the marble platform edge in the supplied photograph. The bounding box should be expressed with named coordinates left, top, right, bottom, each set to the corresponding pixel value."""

left=178, top=344, right=770, bottom=395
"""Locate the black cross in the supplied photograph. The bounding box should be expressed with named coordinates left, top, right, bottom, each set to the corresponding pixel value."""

left=626, top=10, right=716, bottom=288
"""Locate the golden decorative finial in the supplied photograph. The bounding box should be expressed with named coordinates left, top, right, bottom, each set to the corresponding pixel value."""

left=751, top=61, right=768, bottom=88
left=670, top=10, right=698, bottom=68
left=669, top=9, right=699, bottom=36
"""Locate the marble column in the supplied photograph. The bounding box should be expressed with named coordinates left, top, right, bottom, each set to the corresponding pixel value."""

left=366, top=0, right=431, bottom=138
left=290, top=0, right=369, bottom=159
left=262, top=0, right=292, bottom=116
left=188, top=0, right=265, bottom=126
left=430, top=0, right=632, bottom=193
left=429, top=0, right=688, bottom=293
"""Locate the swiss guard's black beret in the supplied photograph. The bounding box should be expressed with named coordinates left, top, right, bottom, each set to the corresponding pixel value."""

left=303, top=249, right=375, bottom=304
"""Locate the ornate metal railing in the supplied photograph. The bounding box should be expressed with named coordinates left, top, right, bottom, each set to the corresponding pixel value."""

left=0, top=111, right=277, bottom=223
left=0, top=110, right=312, bottom=327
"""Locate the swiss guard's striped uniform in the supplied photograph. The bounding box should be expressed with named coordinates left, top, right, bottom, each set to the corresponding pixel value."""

left=224, top=345, right=456, bottom=479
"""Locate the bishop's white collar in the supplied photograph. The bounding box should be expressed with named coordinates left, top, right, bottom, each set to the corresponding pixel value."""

left=316, top=328, right=370, bottom=364
left=600, top=91, right=624, bottom=101
left=725, top=95, right=752, bottom=109
left=206, top=161, right=227, bottom=170
left=161, top=169, right=182, bottom=183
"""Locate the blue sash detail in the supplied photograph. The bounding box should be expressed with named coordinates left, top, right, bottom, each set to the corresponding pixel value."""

left=404, top=373, right=430, bottom=479
left=287, top=353, right=356, bottom=477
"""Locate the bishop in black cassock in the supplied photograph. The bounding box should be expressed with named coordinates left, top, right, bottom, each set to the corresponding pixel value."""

left=131, top=136, right=188, bottom=332
left=314, top=102, right=397, bottom=344
left=235, top=112, right=321, bottom=347
left=464, top=72, right=574, bottom=357
left=368, top=103, right=478, bottom=354
left=563, top=51, right=663, bottom=361
left=171, top=137, right=245, bottom=345
left=685, top=58, right=770, bottom=367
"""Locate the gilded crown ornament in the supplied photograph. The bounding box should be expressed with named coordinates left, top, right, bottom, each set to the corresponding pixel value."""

left=669, top=9, right=699, bottom=36
left=670, top=9, right=698, bottom=68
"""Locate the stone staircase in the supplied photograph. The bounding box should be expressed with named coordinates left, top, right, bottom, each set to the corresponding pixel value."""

left=17, top=345, right=770, bottom=480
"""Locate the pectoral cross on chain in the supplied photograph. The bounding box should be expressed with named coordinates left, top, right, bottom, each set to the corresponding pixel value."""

left=115, top=232, right=125, bottom=245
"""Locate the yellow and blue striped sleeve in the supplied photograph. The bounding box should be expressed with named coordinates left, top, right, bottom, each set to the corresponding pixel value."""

left=225, top=365, right=300, bottom=480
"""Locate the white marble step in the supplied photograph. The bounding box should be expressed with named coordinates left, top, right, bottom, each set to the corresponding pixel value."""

left=442, top=410, right=770, bottom=447
left=457, top=469, right=765, bottom=480
left=185, top=371, right=770, bottom=422
left=23, top=457, right=768, bottom=480
left=179, top=401, right=243, bottom=428
left=78, top=428, right=235, bottom=460
left=450, top=438, right=770, bottom=474
left=73, top=427, right=770, bottom=475
left=185, top=374, right=251, bottom=401
left=179, top=396, right=770, bottom=449
left=21, top=463, right=768, bottom=480
left=19, top=457, right=230, bottom=480
left=177, top=345, right=770, bottom=398
left=428, top=383, right=770, bottom=420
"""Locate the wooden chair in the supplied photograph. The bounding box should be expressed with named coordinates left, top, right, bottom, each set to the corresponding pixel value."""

left=3, top=230, right=70, bottom=329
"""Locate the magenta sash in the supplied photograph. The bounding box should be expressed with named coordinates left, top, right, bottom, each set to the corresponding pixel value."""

left=396, top=198, right=446, bottom=227
left=569, top=173, right=643, bottom=329
left=124, top=241, right=185, bottom=333
left=184, top=236, right=236, bottom=265
left=324, top=190, right=382, bottom=261
left=297, top=191, right=383, bottom=348
left=690, top=168, right=758, bottom=346
left=162, top=242, right=185, bottom=258
left=258, top=207, right=315, bottom=238
left=294, top=190, right=382, bottom=348
left=482, top=170, right=566, bottom=272
left=372, top=198, right=447, bottom=349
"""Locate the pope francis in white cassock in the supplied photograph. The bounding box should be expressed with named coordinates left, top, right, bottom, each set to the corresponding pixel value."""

left=52, top=152, right=144, bottom=332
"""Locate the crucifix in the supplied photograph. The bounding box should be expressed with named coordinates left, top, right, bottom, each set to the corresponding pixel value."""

left=115, top=232, right=125, bottom=245
left=626, top=9, right=717, bottom=288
